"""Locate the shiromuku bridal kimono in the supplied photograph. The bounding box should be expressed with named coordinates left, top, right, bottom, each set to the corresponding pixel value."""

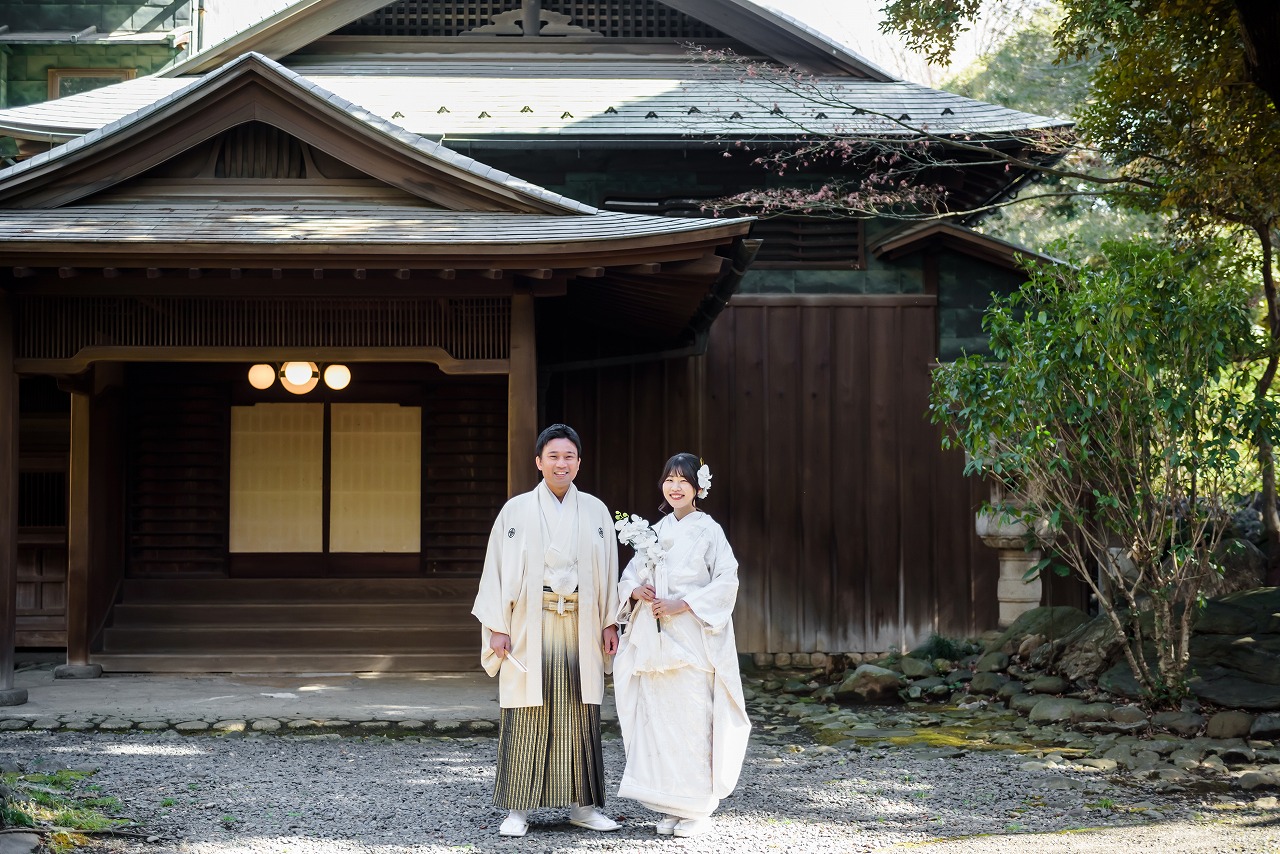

left=613, top=510, right=751, bottom=820
left=472, top=482, right=619, bottom=810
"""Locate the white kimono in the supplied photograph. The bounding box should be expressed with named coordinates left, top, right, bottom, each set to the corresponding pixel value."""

left=613, top=510, right=751, bottom=819
left=471, top=482, right=618, bottom=708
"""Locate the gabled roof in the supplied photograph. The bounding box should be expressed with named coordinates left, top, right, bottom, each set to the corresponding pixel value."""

left=0, top=52, right=593, bottom=214
left=869, top=221, right=1061, bottom=271
left=0, top=50, right=756, bottom=355
left=160, top=0, right=892, bottom=78
left=0, top=58, right=1068, bottom=144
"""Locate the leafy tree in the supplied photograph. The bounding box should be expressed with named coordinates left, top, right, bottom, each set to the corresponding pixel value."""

left=931, top=241, right=1272, bottom=703
left=704, top=0, right=1280, bottom=577
left=941, top=5, right=1162, bottom=255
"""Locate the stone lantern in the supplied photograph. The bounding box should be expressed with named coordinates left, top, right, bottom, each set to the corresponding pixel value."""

left=975, top=479, right=1054, bottom=627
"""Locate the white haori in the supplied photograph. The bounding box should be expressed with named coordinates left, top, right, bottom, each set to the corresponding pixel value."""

left=614, top=511, right=751, bottom=816
left=473, top=482, right=619, bottom=708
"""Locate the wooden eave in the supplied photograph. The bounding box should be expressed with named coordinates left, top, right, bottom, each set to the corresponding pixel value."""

left=870, top=221, right=1060, bottom=272
left=162, top=0, right=392, bottom=76
left=161, top=0, right=888, bottom=79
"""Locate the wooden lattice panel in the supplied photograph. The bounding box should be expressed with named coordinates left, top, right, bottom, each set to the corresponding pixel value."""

left=15, top=296, right=511, bottom=363
left=336, top=0, right=728, bottom=38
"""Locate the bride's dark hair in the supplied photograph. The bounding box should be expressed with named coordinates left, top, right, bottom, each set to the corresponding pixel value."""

left=658, top=452, right=701, bottom=515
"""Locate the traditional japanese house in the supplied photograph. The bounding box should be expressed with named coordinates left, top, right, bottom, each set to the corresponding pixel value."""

left=0, top=0, right=1075, bottom=689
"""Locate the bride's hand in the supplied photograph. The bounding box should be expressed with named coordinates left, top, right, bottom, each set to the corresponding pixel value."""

left=651, top=597, right=690, bottom=618
left=633, top=583, right=657, bottom=602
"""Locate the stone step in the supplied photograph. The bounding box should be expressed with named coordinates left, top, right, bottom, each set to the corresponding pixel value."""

left=100, top=625, right=475, bottom=653
left=89, top=652, right=481, bottom=673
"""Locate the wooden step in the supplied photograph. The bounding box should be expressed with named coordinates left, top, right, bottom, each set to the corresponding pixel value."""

left=110, top=602, right=473, bottom=627
left=90, top=652, right=481, bottom=673
left=100, top=625, right=475, bottom=653
left=120, top=577, right=478, bottom=603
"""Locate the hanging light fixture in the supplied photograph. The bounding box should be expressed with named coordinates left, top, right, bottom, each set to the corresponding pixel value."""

left=323, top=364, right=351, bottom=390
left=279, top=361, right=319, bottom=395
left=247, top=363, right=276, bottom=390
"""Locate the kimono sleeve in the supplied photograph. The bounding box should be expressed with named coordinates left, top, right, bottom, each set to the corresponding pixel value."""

left=680, top=522, right=739, bottom=631
left=471, top=506, right=523, bottom=675
left=615, top=552, right=646, bottom=626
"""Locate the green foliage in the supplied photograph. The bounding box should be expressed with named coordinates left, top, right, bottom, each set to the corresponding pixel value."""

left=1, top=769, right=130, bottom=842
left=910, top=634, right=983, bottom=661
left=931, top=239, right=1274, bottom=703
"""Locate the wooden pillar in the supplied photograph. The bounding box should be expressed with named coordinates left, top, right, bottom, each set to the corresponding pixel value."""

left=508, top=294, right=538, bottom=496
left=0, top=295, right=26, bottom=705
left=55, top=376, right=101, bottom=677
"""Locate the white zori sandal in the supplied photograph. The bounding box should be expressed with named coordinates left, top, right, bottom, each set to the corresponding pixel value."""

left=499, top=810, right=529, bottom=837
left=568, top=805, right=621, bottom=831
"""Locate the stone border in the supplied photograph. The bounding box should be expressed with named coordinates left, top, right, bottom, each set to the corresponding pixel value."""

left=0, top=715, right=502, bottom=737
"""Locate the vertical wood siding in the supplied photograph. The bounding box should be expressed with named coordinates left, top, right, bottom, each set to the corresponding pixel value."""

left=549, top=299, right=999, bottom=653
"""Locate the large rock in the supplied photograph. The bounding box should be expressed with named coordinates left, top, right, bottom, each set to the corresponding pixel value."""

left=1206, top=710, right=1256, bottom=739
left=1251, top=713, right=1280, bottom=739
left=969, top=672, right=1010, bottom=695
left=1191, top=669, right=1280, bottom=711
left=898, top=656, right=935, bottom=679
left=1098, top=662, right=1144, bottom=699
left=1054, top=614, right=1124, bottom=682
left=1200, top=539, right=1267, bottom=599
left=1028, top=697, right=1085, bottom=723
left=833, top=665, right=906, bottom=704
left=976, top=651, right=1009, bottom=672
left=1026, top=675, right=1069, bottom=694
left=1153, top=711, right=1205, bottom=737
left=988, top=606, right=1092, bottom=654
left=1213, top=588, right=1280, bottom=633
left=1190, top=633, right=1280, bottom=686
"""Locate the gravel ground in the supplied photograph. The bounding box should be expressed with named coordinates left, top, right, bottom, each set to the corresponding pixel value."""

left=3, top=727, right=1279, bottom=853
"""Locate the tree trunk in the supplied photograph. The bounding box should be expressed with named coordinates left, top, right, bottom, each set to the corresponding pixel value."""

left=1253, top=226, right=1280, bottom=584
left=1233, top=1, right=1280, bottom=110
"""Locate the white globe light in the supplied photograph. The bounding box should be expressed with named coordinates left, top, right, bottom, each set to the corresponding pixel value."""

left=247, top=364, right=276, bottom=390
left=324, top=364, right=352, bottom=390
left=283, top=361, right=315, bottom=385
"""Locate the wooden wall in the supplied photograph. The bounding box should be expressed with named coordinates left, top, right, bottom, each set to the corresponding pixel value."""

left=549, top=295, right=1000, bottom=654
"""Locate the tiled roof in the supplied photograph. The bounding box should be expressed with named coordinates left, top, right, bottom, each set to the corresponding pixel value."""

left=0, top=53, right=597, bottom=216
left=0, top=204, right=750, bottom=245
left=0, top=57, right=1067, bottom=143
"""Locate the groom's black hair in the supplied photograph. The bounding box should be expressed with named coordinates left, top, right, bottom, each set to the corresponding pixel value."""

left=535, top=423, right=582, bottom=457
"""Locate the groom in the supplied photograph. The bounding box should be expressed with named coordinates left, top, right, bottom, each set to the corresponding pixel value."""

left=472, top=423, right=621, bottom=837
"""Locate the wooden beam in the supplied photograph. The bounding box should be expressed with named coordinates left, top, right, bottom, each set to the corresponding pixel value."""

left=103, top=268, right=120, bottom=279
left=188, top=268, right=202, bottom=279
left=508, top=293, right=537, bottom=497
left=572, top=267, right=605, bottom=278
left=58, top=267, right=77, bottom=279
left=146, top=268, right=161, bottom=279
left=664, top=254, right=730, bottom=276
left=435, top=269, right=456, bottom=280
left=0, top=296, right=26, bottom=705
left=354, top=269, right=366, bottom=280
left=65, top=386, right=92, bottom=667
left=480, top=269, right=505, bottom=280
left=12, top=267, right=35, bottom=279
left=271, top=269, right=282, bottom=279
left=611, top=263, right=661, bottom=274
left=516, top=268, right=553, bottom=280
left=230, top=268, right=243, bottom=279
left=313, top=269, right=324, bottom=280
left=395, top=269, right=410, bottom=280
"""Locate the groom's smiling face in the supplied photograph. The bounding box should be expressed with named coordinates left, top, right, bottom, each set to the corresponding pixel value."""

left=536, top=438, right=580, bottom=497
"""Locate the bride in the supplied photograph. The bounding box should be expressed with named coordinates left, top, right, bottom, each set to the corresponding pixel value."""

left=613, top=453, right=751, bottom=838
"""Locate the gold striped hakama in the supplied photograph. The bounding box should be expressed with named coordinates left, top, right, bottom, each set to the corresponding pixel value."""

left=493, top=591, right=606, bottom=810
